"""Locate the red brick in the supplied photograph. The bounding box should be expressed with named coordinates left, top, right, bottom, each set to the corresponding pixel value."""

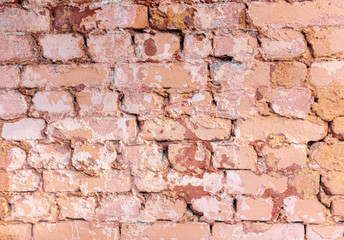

left=76, top=89, right=119, bottom=116
left=212, top=223, right=304, bottom=240
left=121, top=222, right=210, bottom=240
left=0, top=170, right=40, bottom=192
left=0, top=90, right=27, bottom=120
left=270, top=61, right=307, bottom=88
left=191, top=195, right=233, bottom=222
left=135, top=33, right=180, bottom=61
left=39, top=34, right=85, bottom=61
left=0, top=35, right=37, bottom=62
left=87, top=33, right=133, bottom=64
left=260, top=29, right=306, bottom=60
left=0, top=65, right=20, bottom=88
left=236, top=196, right=274, bottom=221
left=22, top=64, right=111, bottom=89
left=1, top=118, right=45, bottom=140
left=57, top=196, right=96, bottom=220
left=0, top=224, right=32, bottom=240
left=307, top=225, right=344, bottom=240
left=95, top=195, right=141, bottom=222
left=0, top=8, right=50, bottom=33
left=248, top=0, right=344, bottom=29
left=33, top=221, right=119, bottom=240
left=0, top=144, right=26, bottom=171
left=183, top=33, right=211, bottom=59
left=321, top=171, right=344, bottom=195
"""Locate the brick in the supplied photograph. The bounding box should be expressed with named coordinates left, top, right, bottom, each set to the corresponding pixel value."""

left=166, top=90, right=215, bottom=118
left=331, top=117, right=344, bottom=140
left=76, top=89, right=119, bottom=116
left=0, top=8, right=50, bottom=33
left=6, top=194, right=55, bottom=223
left=270, top=62, right=307, bottom=88
left=28, top=143, right=70, bottom=169
left=57, top=196, right=96, bottom=220
left=72, top=142, right=117, bottom=173
left=0, top=170, right=40, bottom=192
left=21, top=64, right=111, bottom=89
left=236, top=196, right=274, bottom=221
left=211, top=141, right=257, bottom=170
left=135, top=33, right=180, bottom=60
left=248, top=0, right=344, bottom=29
left=321, top=171, right=344, bottom=195
left=95, top=195, right=141, bottom=222
left=96, top=4, right=148, bottom=29
left=39, top=34, right=85, bottom=61
left=212, top=223, right=304, bottom=240
left=87, top=33, right=133, bottom=64
left=307, top=225, right=344, bottom=240
left=31, top=91, right=74, bottom=120
left=288, top=170, right=320, bottom=198
left=224, top=170, right=288, bottom=195
left=0, top=196, right=9, bottom=219
left=191, top=195, right=233, bottom=222
left=134, top=172, right=168, bottom=193
left=0, top=91, right=27, bottom=120
left=0, top=65, right=20, bottom=88
left=139, top=195, right=186, bottom=222
left=235, top=116, right=328, bottom=144
left=0, top=144, right=26, bottom=171
left=115, top=62, right=207, bottom=91
left=0, top=224, right=32, bottom=240
left=214, top=33, right=258, bottom=61
left=121, top=222, right=210, bottom=240
left=183, top=33, right=211, bottom=59
left=168, top=142, right=211, bottom=172
left=331, top=198, right=344, bottom=218
left=141, top=116, right=232, bottom=141
left=33, top=221, right=119, bottom=240
left=260, top=29, right=306, bottom=60
left=0, top=35, right=37, bottom=62
left=283, top=197, right=326, bottom=223
left=43, top=170, right=81, bottom=192
left=47, top=116, right=137, bottom=142
left=167, top=170, right=224, bottom=202
left=310, top=142, right=344, bottom=171
left=1, top=118, right=45, bottom=140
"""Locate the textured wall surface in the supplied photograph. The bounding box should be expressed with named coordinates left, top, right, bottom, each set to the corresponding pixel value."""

left=0, top=0, right=344, bottom=239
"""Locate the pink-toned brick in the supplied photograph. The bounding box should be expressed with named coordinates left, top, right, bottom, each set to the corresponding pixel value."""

left=270, top=61, right=307, bottom=88
left=183, top=33, right=211, bottom=58
left=39, top=34, right=85, bottom=61
left=284, top=196, right=326, bottom=223
left=0, top=144, right=26, bottom=171
left=76, top=89, right=119, bottom=116
left=0, top=224, right=32, bottom=240
left=0, top=35, right=37, bottom=62
left=288, top=170, right=320, bottom=198
left=0, top=65, right=20, bottom=88
left=0, top=8, right=50, bottom=33
left=310, top=142, right=344, bottom=171
left=1, top=118, right=45, bottom=140
left=57, top=196, right=96, bottom=220
left=307, top=225, right=344, bottom=240
left=22, top=64, right=111, bottom=89
left=135, top=33, right=180, bottom=60
left=43, top=170, right=81, bottom=192
left=321, top=171, right=344, bottom=195
left=331, top=198, right=344, bottom=218
left=0, top=170, right=40, bottom=192
left=0, top=90, right=27, bottom=120
left=33, top=221, right=119, bottom=240
left=236, top=196, right=274, bottom=221
left=87, top=33, right=133, bottom=64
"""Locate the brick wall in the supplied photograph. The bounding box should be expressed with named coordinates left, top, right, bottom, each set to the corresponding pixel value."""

left=0, top=0, right=344, bottom=239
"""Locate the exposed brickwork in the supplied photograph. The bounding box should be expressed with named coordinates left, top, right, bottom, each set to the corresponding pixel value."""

left=0, top=0, right=343, bottom=239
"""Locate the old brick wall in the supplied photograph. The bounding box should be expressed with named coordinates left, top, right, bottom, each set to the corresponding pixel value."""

left=0, top=0, right=344, bottom=239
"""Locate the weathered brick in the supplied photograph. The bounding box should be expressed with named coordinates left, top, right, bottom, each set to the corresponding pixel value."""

left=270, top=61, right=307, bottom=88
left=0, top=170, right=40, bottom=192
left=22, top=64, right=111, bottom=89
left=0, top=8, right=50, bottom=33
left=288, top=170, right=320, bottom=198
left=331, top=198, right=344, bottom=218
left=76, top=89, right=119, bottom=116
left=135, top=33, right=180, bottom=60
left=57, top=196, right=96, bottom=220
left=321, top=171, right=344, bottom=195
left=332, top=117, right=344, bottom=140
left=260, top=29, right=306, bottom=60
left=224, top=170, right=288, bottom=195
left=0, top=35, right=37, bottom=62
left=307, top=225, right=344, bottom=240
left=248, top=0, right=344, bottom=29
left=0, top=90, right=27, bottom=120
left=191, top=195, right=233, bottom=222
left=212, top=223, right=304, bottom=240
left=310, top=142, right=344, bottom=171
left=121, top=222, right=210, bottom=240
left=183, top=33, right=211, bottom=59
left=43, top=170, right=81, bottom=192
left=87, top=33, right=133, bottom=64
left=235, top=116, right=327, bottom=144
left=0, top=65, right=20, bottom=88
left=284, top=197, right=326, bottom=223
left=0, top=224, right=32, bottom=240
left=1, top=118, right=45, bottom=140
left=33, top=221, right=119, bottom=240
left=39, top=34, right=85, bottom=61
left=28, top=143, right=70, bottom=169
left=0, top=144, right=26, bottom=171
left=236, top=196, right=274, bottom=221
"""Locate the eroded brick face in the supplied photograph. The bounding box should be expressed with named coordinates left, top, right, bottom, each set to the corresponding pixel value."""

left=0, top=0, right=342, bottom=239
